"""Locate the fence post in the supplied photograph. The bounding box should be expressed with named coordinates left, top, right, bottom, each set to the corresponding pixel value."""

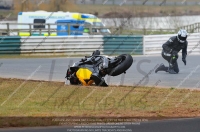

left=191, top=24, right=193, bottom=33
left=89, top=25, right=92, bottom=35
left=197, top=23, right=198, bottom=32
left=29, top=24, right=32, bottom=36
left=48, top=24, right=50, bottom=36
left=6, top=23, right=10, bottom=36
left=68, top=23, right=70, bottom=35
left=196, top=23, right=198, bottom=33
left=143, top=28, right=146, bottom=35
left=195, top=23, right=196, bottom=33
left=143, top=35, right=145, bottom=55
left=193, top=24, right=194, bottom=33
left=39, top=29, right=41, bottom=36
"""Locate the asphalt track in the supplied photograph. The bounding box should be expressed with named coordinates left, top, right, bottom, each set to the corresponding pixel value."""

left=0, top=118, right=200, bottom=132
left=0, top=55, right=200, bottom=89
left=0, top=55, right=200, bottom=131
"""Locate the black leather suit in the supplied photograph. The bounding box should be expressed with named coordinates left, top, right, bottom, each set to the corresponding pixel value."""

left=162, top=36, right=188, bottom=73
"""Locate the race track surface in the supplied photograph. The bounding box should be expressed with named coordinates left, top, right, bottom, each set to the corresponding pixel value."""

left=1, top=118, right=200, bottom=132
left=0, top=55, right=200, bottom=89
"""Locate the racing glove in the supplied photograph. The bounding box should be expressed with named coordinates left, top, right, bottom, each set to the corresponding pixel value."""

left=182, top=54, right=187, bottom=65
left=182, top=58, right=186, bottom=65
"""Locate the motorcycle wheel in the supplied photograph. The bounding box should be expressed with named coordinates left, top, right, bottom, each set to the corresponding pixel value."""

left=107, top=54, right=133, bottom=76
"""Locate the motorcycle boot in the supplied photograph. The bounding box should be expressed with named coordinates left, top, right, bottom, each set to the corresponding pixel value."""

left=168, top=66, right=177, bottom=74
left=168, top=56, right=178, bottom=74
left=155, top=63, right=168, bottom=73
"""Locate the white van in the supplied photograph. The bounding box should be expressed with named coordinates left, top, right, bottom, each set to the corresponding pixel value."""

left=17, top=10, right=110, bottom=36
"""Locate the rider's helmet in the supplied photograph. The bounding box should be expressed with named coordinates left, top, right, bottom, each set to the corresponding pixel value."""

left=177, top=29, right=187, bottom=43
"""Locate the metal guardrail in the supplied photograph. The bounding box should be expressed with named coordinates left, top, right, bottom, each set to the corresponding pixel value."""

left=0, top=35, right=143, bottom=55
left=143, top=33, right=200, bottom=55
left=1, top=31, right=198, bottom=56
left=0, top=36, right=104, bottom=55
left=0, top=22, right=178, bottom=36
left=0, top=23, right=113, bottom=36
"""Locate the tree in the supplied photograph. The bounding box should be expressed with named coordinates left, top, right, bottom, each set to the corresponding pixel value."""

left=48, top=0, right=78, bottom=12
left=14, top=0, right=34, bottom=13
left=14, top=0, right=78, bottom=13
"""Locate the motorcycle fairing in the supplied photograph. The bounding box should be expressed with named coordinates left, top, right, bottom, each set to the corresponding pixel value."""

left=76, top=68, right=94, bottom=86
left=76, top=68, right=92, bottom=80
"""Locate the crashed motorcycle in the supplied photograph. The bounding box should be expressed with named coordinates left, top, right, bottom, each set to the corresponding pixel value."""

left=65, top=50, right=133, bottom=86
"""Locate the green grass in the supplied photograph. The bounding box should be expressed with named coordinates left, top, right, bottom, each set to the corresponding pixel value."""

left=0, top=77, right=199, bottom=127
left=119, top=29, right=176, bottom=35
left=0, top=10, right=16, bottom=20
left=0, top=78, right=200, bottom=120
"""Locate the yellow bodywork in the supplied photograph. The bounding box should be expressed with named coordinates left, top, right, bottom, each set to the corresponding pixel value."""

left=19, top=32, right=57, bottom=36
left=76, top=68, right=94, bottom=86
left=72, top=13, right=101, bottom=23
left=72, top=13, right=101, bottom=33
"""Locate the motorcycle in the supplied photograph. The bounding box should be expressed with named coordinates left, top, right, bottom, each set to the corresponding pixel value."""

left=65, top=50, right=133, bottom=86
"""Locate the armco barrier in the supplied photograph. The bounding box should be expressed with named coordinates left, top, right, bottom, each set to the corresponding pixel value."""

left=0, top=35, right=144, bottom=55
left=0, top=36, right=21, bottom=54
left=103, top=35, right=143, bottom=55
left=20, top=35, right=105, bottom=55
left=143, top=33, right=200, bottom=55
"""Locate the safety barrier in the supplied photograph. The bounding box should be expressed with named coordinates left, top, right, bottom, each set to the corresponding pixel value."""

left=143, top=33, right=200, bottom=55
left=1, top=34, right=199, bottom=56
left=0, top=36, right=21, bottom=54
left=103, top=36, right=143, bottom=55
left=0, top=35, right=144, bottom=55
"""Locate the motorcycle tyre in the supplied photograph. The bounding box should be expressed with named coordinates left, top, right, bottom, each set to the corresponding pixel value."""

left=108, top=54, right=133, bottom=76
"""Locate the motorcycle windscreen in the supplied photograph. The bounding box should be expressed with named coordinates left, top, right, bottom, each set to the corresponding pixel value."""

left=76, top=68, right=92, bottom=80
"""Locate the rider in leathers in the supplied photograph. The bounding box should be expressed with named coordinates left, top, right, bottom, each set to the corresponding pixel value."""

left=155, top=29, right=188, bottom=74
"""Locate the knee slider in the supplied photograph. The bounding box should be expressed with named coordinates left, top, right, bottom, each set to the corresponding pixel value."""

left=172, top=54, right=178, bottom=60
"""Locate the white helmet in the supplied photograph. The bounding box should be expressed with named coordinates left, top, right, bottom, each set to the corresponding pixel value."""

left=177, top=29, right=187, bottom=43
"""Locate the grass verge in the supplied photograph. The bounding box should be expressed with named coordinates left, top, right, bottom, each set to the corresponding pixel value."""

left=77, top=5, right=200, bottom=17
left=0, top=78, right=200, bottom=127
